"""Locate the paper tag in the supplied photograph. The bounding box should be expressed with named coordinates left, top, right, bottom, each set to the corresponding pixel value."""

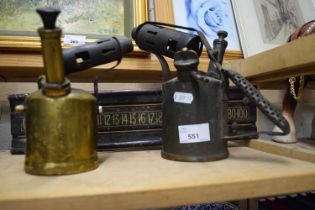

left=173, top=92, right=193, bottom=104
left=178, top=123, right=210, bottom=144
left=64, top=35, right=86, bottom=46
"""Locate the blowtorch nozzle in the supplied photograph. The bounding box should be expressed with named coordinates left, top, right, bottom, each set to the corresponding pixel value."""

left=63, top=36, right=133, bottom=75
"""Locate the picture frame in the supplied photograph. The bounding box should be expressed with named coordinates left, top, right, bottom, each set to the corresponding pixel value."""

left=0, top=0, right=148, bottom=53
left=231, top=0, right=315, bottom=58
left=154, top=0, right=243, bottom=61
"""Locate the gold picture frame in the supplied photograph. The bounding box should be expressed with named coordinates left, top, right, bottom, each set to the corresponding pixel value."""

left=154, top=0, right=243, bottom=61
left=0, top=0, right=148, bottom=53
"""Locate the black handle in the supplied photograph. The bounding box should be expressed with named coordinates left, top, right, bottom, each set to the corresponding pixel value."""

left=36, top=8, right=60, bottom=29
left=223, top=69, right=290, bottom=135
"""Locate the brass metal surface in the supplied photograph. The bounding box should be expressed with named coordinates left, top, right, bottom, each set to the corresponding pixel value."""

left=24, top=9, right=98, bottom=175
left=39, top=76, right=71, bottom=97
left=25, top=89, right=98, bottom=175
left=38, top=28, right=64, bottom=83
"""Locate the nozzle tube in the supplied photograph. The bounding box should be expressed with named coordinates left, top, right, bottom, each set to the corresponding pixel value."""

left=38, top=28, right=65, bottom=83
left=132, top=23, right=202, bottom=58
left=63, top=36, right=133, bottom=75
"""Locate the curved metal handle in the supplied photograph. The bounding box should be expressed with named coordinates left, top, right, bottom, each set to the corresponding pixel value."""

left=223, top=69, right=290, bottom=135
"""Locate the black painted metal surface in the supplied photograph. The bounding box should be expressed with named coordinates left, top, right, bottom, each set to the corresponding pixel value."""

left=8, top=88, right=256, bottom=154
left=161, top=49, right=228, bottom=161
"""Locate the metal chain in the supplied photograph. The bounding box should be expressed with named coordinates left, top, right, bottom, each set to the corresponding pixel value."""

left=289, top=76, right=304, bottom=101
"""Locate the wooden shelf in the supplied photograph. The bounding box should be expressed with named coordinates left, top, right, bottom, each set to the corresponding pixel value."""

left=0, top=53, right=168, bottom=82
left=0, top=51, right=223, bottom=82
left=223, top=34, right=315, bottom=84
left=0, top=53, right=223, bottom=82
left=245, top=139, right=315, bottom=163
left=0, top=52, right=242, bottom=83
left=1, top=141, right=315, bottom=210
left=1, top=34, right=314, bottom=83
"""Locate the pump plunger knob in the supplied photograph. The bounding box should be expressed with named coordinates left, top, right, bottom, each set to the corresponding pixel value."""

left=217, top=31, right=228, bottom=40
left=174, top=48, right=199, bottom=70
left=36, top=8, right=60, bottom=29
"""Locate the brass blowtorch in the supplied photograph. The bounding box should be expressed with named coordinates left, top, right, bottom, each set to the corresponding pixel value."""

left=24, top=8, right=98, bottom=175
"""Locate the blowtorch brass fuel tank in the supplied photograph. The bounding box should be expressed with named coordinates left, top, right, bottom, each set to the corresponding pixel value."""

left=24, top=89, right=98, bottom=175
left=24, top=8, right=98, bottom=175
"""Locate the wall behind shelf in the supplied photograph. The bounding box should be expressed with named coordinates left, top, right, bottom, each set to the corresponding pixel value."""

left=259, top=89, right=315, bottom=140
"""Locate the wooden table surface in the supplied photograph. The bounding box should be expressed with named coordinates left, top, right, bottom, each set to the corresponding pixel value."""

left=1, top=145, right=315, bottom=210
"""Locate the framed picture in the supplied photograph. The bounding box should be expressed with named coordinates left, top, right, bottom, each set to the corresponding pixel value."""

left=232, top=0, right=315, bottom=57
left=154, top=0, right=243, bottom=60
left=0, top=0, right=148, bottom=52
